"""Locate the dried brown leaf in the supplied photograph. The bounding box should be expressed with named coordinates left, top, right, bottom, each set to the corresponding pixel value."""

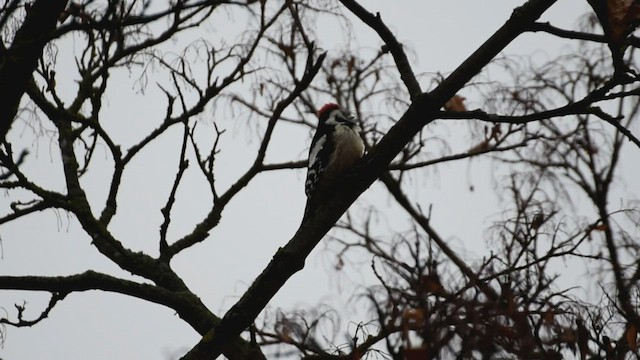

left=444, top=94, right=466, bottom=112
left=593, top=223, right=609, bottom=231
left=347, top=57, right=356, bottom=75
left=468, top=140, right=491, bottom=154
left=420, top=273, right=446, bottom=296
left=608, top=0, right=640, bottom=41
left=404, top=347, right=428, bottom=359
left=626, top=323, right=638, bottom=351
left=402, top=308, right=425, bottom=330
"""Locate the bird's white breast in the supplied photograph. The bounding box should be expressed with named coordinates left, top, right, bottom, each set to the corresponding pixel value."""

left=329, top=124, right=364, bottom=173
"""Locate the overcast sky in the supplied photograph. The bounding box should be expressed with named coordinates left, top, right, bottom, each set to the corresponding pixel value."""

left=2, top=0, right=639, bottom=359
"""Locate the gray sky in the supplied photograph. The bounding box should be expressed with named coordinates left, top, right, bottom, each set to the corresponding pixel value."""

left=2, top=0, right=638, bottom=359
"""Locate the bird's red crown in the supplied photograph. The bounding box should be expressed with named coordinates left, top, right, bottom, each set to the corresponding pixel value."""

left=317, top=103, right=340, bottom=118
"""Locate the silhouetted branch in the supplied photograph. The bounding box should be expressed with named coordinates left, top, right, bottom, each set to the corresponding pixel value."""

left=0, top=292, right=67, bottom=327
left=526, top=21, right=640, bottom=48
left=338, top=0, right=421, bottom=99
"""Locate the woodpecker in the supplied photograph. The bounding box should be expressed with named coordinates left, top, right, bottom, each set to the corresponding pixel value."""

left=305, top=103, right=365, bottom=198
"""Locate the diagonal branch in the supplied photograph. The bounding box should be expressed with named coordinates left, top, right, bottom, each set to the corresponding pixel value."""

left=180, top=0, right=558, bottom=358
left=378, top=172, right=498, bottom=301
left=0, top=0, right=68, bottom=141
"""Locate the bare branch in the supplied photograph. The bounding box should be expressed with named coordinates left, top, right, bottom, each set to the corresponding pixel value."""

left=338, top=0, right=421, bottom=99
left=159, top=122, right=191, bottom=259
left=526, top=21, right=640, bottom=48
left=165, top=50, right=327, bottom=259
left=0, top=292, right=67, bottom=327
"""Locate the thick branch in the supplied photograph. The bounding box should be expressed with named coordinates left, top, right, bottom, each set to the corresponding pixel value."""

left=0, top=271, right=265, bottom=359
left=180, top=1, right=557, bottom=358
left=0, top=271, right=174, bottom=308
left=0, top=0, right=68, bottom=141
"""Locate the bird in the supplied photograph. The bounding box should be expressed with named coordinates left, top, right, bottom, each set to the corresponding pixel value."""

left=305, top=103, right=365, bottom=199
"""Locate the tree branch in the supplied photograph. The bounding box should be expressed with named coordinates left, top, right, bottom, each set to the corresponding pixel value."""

left=526, top=21, right=640, bottom=48
left=180, top=1, right=558, bottom=358
left=0, top=271, right=266, bottom=359
left=378, top=172, right=498, bottom=301
left=0, top=0, right=68, bottom=141
left=338, top=0, right=421, bottom=99
left=0, top=292, right=67, bottom=327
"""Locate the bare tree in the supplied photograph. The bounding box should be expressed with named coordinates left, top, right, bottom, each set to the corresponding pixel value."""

left=1, top=0, right=640, bottom=359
